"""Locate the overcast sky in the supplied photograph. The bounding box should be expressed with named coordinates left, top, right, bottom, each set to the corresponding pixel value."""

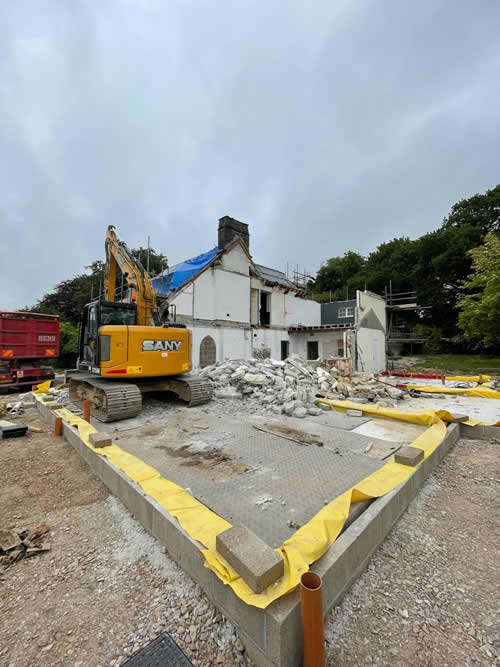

left=1, top=0, right=499, bottom=310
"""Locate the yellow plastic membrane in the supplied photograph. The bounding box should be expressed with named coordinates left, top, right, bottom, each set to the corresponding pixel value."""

left=42, top=398, right=496, bottom=609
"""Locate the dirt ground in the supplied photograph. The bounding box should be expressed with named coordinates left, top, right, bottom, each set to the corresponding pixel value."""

left=0, top=408, right=249, bottom=667
left=1, top=404, right=498, bottom=666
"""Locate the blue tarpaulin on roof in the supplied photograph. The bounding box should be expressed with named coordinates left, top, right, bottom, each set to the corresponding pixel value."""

left=152, top=247, right=218, bottom=294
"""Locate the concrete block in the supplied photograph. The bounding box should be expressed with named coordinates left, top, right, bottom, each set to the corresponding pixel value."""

left=346, top=409, right=363, bottom=417
left=449, top=413, right=470, bottom=423
left=89, top=432, right=112, bottom=448
left=395, top=446, right=424, bottom=466
left=216, top=525, right=284, bottom=594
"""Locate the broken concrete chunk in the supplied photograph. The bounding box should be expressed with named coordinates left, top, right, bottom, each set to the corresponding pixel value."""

left=89, top=432, right=112, bottom=448
left=216, top=525, right=284, bottom=594
left=0, top=530, right=22, bottom=552
left=214, top=388, right=242, bottom=400
left=395, top=446, right=424, bottom=467
left=243, top=373, right=267, bottom=385
left=347, top=409, right=363, bottom=417
left=292, top=407, right=307, bottom=418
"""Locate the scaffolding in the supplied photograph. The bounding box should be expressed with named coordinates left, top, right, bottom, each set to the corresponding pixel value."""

left=384, top=282, right=431, bottom=350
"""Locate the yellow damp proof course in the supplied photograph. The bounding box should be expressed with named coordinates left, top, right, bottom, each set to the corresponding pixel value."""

left=36, top=396, right=475, bottom=610
left=406, top=383, right=500, bottom=400
left=445, top=375, right=491, bottom=382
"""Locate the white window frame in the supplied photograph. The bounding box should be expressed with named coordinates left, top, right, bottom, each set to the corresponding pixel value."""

left=338, top=306, right=354, bottom=318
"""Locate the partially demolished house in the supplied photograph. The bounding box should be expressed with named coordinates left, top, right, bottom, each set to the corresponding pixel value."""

left=152, top=216, right=386, bottom=371
left=152, top=217, right=319, bottom=367
left=288, top=292, right=387, bottom=372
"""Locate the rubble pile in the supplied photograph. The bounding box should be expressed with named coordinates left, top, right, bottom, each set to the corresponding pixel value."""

left=0, top=387, right=69, bottom=418
left=197, top=354, right=404, bottom=417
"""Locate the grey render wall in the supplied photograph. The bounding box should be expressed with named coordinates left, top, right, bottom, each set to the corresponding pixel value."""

left=321, top=300, right=356, bottom=325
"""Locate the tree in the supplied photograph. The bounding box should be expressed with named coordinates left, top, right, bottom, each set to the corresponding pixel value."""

left=33, top=246, right=164, bottom=325
left=442, top=184, right=500, bottom=235
left=309, top=251, right=365, bottom=298
left=457, top=234, right=500, bottom=349
left=130, top=247, right=168, bottom=276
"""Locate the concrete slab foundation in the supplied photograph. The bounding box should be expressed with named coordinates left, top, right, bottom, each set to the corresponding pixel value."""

left=35, top=399, right=461, bottom=666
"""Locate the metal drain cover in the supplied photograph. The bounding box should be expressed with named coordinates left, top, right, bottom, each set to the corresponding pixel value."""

left=122, top=632, right=193, bottom=667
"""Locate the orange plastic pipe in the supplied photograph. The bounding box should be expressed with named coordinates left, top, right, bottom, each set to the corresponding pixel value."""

left=300, top=571, right=325, bottom=667
left=54, top=417, right=62, bottom=436
left=83, top=399, right=91, bottom=423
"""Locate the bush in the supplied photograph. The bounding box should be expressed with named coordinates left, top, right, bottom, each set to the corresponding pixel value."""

left=412, top=324, right=442, bottom=354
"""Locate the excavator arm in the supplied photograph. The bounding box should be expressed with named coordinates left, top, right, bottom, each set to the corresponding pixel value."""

left=104, top=225, right=158, bottom=326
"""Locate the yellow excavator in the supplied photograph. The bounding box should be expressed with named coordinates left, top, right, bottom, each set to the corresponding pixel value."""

left=68, top=226, right=213, bottom=421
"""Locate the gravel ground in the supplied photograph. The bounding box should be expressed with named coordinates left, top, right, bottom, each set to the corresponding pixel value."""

left=1, top=404, right=498, bottom=666
left=0, top=408, right=249, bottom=667
left=325, top=436, right=500, bottom=666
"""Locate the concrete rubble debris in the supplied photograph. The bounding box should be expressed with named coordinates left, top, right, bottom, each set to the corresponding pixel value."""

left=216, top=525, right=284, bottom=594
left=196, top=354, right=404, bottom=415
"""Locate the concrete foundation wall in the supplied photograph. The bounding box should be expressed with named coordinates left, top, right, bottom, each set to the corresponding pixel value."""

left=35, top=399, right=461, bottom=667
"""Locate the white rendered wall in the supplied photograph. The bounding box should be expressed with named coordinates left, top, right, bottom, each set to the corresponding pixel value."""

left=221, top=243, right=251, bottom=274
left=289, top=331, right=346, bottom=360
left=190, top=325, right=251, bottom=367
left=251, top=328, right=289, bottom=360
left=171, top=284, right=193, bottom=317
left=285, top=295, right=321, bottom=327
left=358, top=291, right=386, bottom=331
left=193, top=268, right=250, bottom=324
left=356, top=328, right=386, bottom=372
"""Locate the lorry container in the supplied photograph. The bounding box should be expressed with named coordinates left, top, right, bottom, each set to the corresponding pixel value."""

left=0, top=312, right=60, bottom=389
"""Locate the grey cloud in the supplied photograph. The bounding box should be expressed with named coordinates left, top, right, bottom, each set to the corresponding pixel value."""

left=1, top=0, right=499, bottom=309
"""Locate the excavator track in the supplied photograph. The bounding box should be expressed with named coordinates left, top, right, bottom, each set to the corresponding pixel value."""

left=69, top=375, right=142, bottom=422
left=161, top=374, right=214, bottom=407
left=68, top=373, right=213, bottom=422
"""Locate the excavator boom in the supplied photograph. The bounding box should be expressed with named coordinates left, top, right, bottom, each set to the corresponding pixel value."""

left=104, top=225, right=158, bottom=326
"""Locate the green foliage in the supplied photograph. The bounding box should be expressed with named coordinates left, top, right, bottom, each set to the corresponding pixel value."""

left=22, top=244, right=165, bottom=367
left=58, top=319, right=79, bottom=367
left=308, top=184, right=499, bottom=343
left=411, top=323, right=442, bottom=354
left=409, top=354, right=500, bottom=374
left=314, top=252, right=365, bottom=295
left=442, top=184, right=500, bottom=234
left=457, top=234, right=500, bottom=349
left=130, top=247, right=168, bottom=276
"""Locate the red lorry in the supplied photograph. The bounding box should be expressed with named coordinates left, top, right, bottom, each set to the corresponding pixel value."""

left=0, top=312, right=60, bottom=389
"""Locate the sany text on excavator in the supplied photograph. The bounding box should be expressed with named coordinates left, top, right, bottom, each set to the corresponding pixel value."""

left=67, top=226, right=213, bottom=421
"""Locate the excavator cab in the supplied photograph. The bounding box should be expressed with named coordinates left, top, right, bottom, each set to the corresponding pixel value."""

left=78, top=300, right=137, bottom=370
